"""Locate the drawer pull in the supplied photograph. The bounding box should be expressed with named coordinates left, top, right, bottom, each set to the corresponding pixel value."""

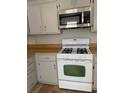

left=28, top=75, right=32, bottom=79
left=29, top=82, right=34, bottom=88
left=27, top=62, right=33, bottom=66
left=27, top=70, right=33, bottom=76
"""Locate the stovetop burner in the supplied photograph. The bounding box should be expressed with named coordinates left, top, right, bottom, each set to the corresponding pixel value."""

left=77, top=48, right=88, bottom=54
left=62, top=48, right=73, bottom=54
left=61, top=48, right=89, bottom=54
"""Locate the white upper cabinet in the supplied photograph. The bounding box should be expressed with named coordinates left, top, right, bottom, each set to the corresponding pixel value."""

left=75, top=0, right=91, bottom=8
left=40, top=2, right=60, bottom=34
left=57, top=0, right=73, bottom=10
left=57, top=0, right=91, bottom=10
left=27, top=0, right=56, bottom=3
left=28, top=5, right=42, bottom=34
left=39, top=0, right=56, bottom=3
left=28, top=1, right=60, bottom=34
left=91, top=0, right=97, bottom=32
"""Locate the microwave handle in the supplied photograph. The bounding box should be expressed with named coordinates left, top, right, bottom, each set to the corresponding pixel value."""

left=82, top=12, right=84, bottom=23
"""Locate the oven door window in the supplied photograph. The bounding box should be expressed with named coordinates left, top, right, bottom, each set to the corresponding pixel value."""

left=59, top=13, right=82, bottom=25
left=64, top=65, right=85, bottom=77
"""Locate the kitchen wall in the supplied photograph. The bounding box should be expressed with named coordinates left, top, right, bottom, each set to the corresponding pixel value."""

left=27, top=28, right=97, bottom=44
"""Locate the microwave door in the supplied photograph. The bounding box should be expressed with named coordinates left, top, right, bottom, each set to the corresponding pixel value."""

left=59, top=13, right=82, bottom=29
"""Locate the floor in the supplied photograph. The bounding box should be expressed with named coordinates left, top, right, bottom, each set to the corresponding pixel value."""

left=31, top=83, right=97, bottom=93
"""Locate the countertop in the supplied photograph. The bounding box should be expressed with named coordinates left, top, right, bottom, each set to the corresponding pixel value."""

left=27, top=43, right=97, bottom=57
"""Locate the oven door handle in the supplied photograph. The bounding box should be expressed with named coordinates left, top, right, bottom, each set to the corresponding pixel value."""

left=58, top=59, right=92, bottom=62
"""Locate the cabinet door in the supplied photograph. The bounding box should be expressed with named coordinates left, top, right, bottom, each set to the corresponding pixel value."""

left=91, top=0, right=97, bottom=32
left=27, top=18, right=30, bottom=35
left=57, top=0, right=91, bottom=10
left=37, top=61, right=58, bottom=85
left=75, top=0, right=91, bottom=8
left=93, top=55, right=97, bottom=90
left=28, top=5, right=42, bottom=34
left=93, top=63, right=97, bottom=90
left=40, top=2, right=60, bottom=34
left=39, top=0, right=56, bottom=3
left=57, top=0, right=74, bottom=10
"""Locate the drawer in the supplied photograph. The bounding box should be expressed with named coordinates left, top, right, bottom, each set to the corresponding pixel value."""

left=27, top=56, right=32, bottom=62
left=27, top=75, right=37, bottom=85
left=27, top=71, right=37, bottom=83
left=27, top=61, right=33, bottom=67
left=36, top=55, right=56, bottom=62
left=27, top=56, right=35, bottom=65
left=27, top=58, right=33, bottom=66
left=27, top=63, right=34, bottom=74
left=27, top=70, right=34, bottom=80
left=27, top=74, right=37, bottom=93
left=27, top=68, right=34, bottom=76
left=27, top=80, right=35, bottom=93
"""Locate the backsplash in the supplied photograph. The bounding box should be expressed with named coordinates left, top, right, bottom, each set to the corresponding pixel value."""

left=27, top=28, right=97, bottom=44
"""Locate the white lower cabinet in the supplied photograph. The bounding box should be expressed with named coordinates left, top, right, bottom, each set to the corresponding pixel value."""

left=27, top=56, right=37, bottom=93
left=36, top=53, right=58, bottom=85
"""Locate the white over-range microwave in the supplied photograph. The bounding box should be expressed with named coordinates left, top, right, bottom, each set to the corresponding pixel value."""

left=59, top=6, right=92, bottom=29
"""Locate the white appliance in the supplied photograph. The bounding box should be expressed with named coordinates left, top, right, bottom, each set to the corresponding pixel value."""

left=57, top=38, right=93, bottom=92
left=59, top=6, right=92, bottom=29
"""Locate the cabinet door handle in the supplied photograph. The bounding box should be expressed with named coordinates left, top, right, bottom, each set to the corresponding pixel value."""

left=93, top=66, right=95, bottom=69
left=90, top=0, right=91, bottom=3
left=53, top=64, right=56, bottom=69
left=56, top=5, right=58, bottom=9
left=44, top=26, right=46, bottom=31
left=90, top=0, right=94, bottom=3
left=40, top=26, right=42, bottom=31
left=40, top=75, right=42, bottom=79
left=59, top=4, right=60, bottom=8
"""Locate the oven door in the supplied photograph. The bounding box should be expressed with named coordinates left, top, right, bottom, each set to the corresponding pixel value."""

left=57, top=59, right=92, bottom=83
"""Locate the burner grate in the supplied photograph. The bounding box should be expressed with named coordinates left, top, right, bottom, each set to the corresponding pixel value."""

left=77, top=48, right=88, bottom=54
left=62, top=48, right=73, bottom=54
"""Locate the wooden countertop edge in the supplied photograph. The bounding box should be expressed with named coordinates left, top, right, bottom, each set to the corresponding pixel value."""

left=27, top=43, right=97, bottom=56
left=28, top=44, right=62, bottom=49
left=28, top=43, right=96, bottom=48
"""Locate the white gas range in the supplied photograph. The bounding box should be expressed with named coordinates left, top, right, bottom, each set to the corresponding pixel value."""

left=57, top=38, right=93, bottom=92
